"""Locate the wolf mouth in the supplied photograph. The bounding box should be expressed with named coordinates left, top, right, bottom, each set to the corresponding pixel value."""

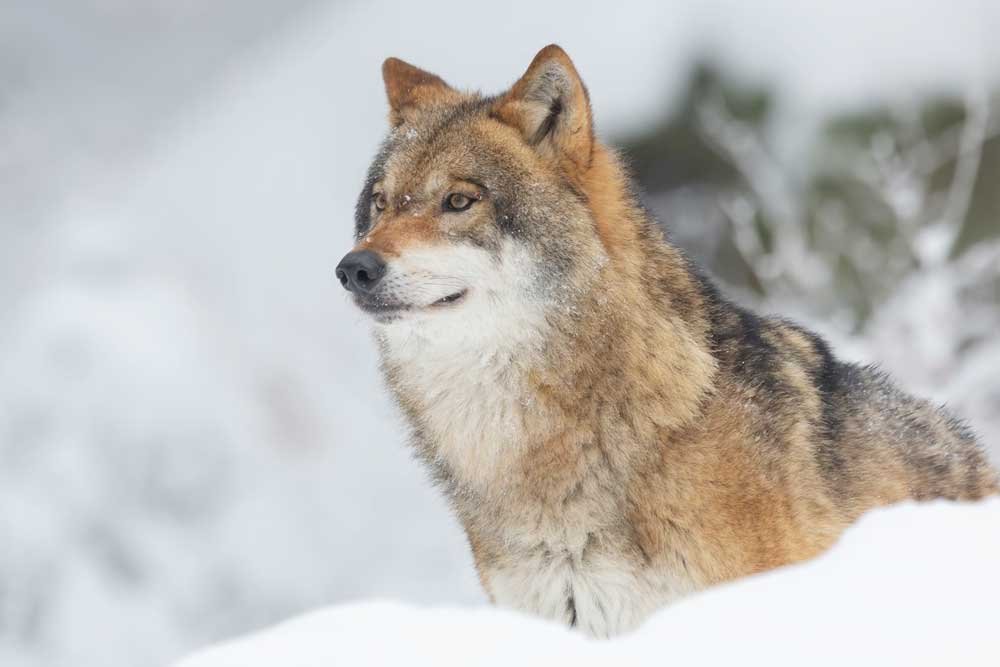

left=431, top=289, right=467, bottom=307
left=356, top=289, right=468, bottom=322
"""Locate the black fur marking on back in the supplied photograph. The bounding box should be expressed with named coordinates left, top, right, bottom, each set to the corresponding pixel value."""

left=696, top=273, right=862, bottom=484
left=693, top=276, right=805, bottom=466
left=727, top=307, right=785, bottom=399
left=808, top=343, right=853, bottom=491
left=690, top=268, right=745, bottom=361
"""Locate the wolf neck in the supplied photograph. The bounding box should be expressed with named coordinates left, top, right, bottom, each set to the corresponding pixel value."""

left=380, top=145, right=718, bottom=497
left=538, top=144, right=719, bottom=431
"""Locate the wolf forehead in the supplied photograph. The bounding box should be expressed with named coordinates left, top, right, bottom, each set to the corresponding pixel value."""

left=353, top=99, right=543, bottom=240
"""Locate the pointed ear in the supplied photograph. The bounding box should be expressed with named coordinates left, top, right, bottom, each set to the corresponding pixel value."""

left=382, top=57, right=458, bottom=126
left=495, top=45, right=594, bottom=171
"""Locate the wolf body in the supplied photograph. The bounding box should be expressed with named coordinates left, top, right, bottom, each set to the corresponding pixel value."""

left=335, top=45, right=999, bottom=638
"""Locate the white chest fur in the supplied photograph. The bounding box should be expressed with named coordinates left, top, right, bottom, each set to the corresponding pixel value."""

left=376, top=295, right=547, bottom=488
left=485, top=542, right=693, bottom=638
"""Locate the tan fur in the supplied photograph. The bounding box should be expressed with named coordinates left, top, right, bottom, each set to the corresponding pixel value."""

left=347, top=45, right=1000, bottom=637
left=382, top=57, right=462, bottom=127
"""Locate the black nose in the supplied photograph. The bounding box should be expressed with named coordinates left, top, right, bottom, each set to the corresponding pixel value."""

left=336, top=250, right=386, bottom=294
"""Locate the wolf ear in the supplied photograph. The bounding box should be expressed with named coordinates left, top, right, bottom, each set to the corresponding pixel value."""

left=382, top=57, right=457, bottom=126
left=495, top=45, right=594, bottom=171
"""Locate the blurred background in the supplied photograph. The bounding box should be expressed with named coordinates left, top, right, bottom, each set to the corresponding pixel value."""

left=2, top=1, right=998, bottom=665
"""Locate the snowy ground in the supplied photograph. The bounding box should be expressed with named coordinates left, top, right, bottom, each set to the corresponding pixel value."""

left=2, top=2, right=999, bottom=666
left=176, top=499, right=1000, bottom=666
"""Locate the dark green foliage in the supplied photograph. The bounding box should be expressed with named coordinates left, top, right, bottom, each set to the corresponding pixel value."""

left=618, top=62, right=773, bottom=191
left=616, top=64, right=1000, bottom=330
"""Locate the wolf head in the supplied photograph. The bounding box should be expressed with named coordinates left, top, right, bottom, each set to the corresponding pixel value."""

left=338, top=46, right=720, bottom=489
left=337, top=46, right=622, bottom=348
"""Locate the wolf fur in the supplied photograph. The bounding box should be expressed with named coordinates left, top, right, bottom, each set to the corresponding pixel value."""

left=339, top=45, right=999, bottom=638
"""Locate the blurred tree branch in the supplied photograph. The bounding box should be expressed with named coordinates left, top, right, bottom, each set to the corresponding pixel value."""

left=618, top=61, right=1000, bottom=332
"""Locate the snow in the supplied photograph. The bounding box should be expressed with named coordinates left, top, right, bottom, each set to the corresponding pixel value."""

left=174, top=499, right=1000, bottom=667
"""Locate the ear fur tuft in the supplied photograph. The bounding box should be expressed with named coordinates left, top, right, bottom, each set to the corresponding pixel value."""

left=494, top=45, right=594, bottom=170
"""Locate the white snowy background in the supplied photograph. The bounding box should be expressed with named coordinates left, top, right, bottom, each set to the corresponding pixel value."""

left=1, top=2, right=998, bottom=666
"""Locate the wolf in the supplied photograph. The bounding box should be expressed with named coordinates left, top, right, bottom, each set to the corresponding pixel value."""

left=335, top=45, right=999, bottom=638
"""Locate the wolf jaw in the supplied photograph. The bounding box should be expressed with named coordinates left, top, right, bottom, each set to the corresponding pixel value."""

left=354, top=287, right=467, bottom=323
left=337, top=45, right=1000, bottom=639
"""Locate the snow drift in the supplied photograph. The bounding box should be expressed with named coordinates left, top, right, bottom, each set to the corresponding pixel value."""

left=176, top=499, right=1000, bottom=667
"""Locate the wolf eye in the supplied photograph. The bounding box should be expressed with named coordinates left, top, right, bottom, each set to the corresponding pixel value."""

left=372, top=192, right=387, bottom=211
left=444, top=192, right=475, bottom=212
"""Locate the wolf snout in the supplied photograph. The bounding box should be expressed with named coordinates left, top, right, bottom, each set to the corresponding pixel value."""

left=336, top=249, right=386, bottom=294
